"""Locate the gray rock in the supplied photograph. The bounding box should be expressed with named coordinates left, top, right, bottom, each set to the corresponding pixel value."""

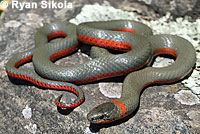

left=138, top=0, right=198, bottom=17
left=186, top=0, right=200, bottom=19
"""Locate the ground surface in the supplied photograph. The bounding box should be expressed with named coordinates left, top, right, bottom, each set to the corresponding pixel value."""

left=0, top=0, right=200, bottom=134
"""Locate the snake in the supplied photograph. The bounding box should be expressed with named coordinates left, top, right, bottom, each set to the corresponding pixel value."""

left=5, top=20, right=196, bottom=124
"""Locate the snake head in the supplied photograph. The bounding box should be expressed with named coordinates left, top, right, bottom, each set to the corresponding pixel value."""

left=87, top=102, right=120, bottom=124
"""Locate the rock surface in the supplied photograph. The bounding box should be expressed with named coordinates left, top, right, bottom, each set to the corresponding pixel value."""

left=137, top=0, right=199, bottom=17
left=0, top=0, right=200, bottom=134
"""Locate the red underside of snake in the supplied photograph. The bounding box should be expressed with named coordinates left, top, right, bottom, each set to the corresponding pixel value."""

left=5, top=20, right=196, bottom=125
left=7, top=30, right=179, bottom=110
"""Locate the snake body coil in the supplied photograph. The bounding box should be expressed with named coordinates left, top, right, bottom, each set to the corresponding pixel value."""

left=5, top=20, right=196, bottom=124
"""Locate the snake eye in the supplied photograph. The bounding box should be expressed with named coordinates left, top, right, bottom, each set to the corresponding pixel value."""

left=91, top=117, right=96, bottom=121
left=99, top=115, right=104, bottom=120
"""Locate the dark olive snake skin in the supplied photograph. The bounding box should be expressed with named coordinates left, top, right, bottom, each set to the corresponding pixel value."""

left=5, top=20, right=196, bottom=124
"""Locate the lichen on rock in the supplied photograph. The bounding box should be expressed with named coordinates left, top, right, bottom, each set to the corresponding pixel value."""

left=174, top=90, right=199, bottom=105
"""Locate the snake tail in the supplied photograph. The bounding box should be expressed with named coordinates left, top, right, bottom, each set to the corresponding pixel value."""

left=5, top=22, right=85, bottom=108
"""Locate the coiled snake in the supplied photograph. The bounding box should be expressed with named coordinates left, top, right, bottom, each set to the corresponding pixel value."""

left=5, top=20, right=196, bottom=124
